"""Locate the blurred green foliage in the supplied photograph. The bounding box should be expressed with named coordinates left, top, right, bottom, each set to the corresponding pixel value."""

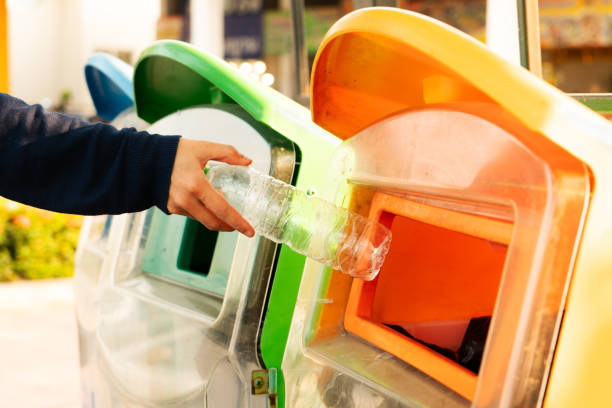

left=0, top=198, right=82, bottom=281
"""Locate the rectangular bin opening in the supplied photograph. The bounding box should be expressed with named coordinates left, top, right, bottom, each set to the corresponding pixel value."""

left=345, top=192, right=513, bottom=401
left=141, top=209, right=234, bottom=302
left=377, top=213, right=506, bottom=370
left=177, top=219, right=219, bottom=276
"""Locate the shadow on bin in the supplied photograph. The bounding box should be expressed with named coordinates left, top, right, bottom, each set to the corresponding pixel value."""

left=281, top=8, right=612, bottom=408
left=75, top=41, right=340, bottom=408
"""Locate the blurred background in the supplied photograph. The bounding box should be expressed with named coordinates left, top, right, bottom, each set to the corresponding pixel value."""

left=0, top=0, right=610, bottom=407
left=2, top=0, right=611, bottom=118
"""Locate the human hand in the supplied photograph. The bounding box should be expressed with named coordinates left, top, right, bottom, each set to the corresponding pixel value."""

left=167, top=138, right=255, bottom=237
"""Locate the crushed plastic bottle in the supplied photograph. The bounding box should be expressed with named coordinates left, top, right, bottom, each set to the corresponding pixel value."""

left=206, top=163, right=392, bottom=280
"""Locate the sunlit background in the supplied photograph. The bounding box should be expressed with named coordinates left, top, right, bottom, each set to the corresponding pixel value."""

left=4, top=0, right=611, bottom=118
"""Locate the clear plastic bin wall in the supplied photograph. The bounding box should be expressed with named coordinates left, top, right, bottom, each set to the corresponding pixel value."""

left=74, top=104, right=298, bottom=408
left=281, top=104, right=589, bottom=407
left=73, top=111, right=146, bottom=392
left=74, top=63, right=147, bottom=394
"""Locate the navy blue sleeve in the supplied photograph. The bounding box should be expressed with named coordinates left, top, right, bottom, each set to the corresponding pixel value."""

left=0, top=93, right=180, bottom=215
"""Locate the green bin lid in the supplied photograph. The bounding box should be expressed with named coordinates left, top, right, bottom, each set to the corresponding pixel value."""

left=133, top=40, right=337, bottom=152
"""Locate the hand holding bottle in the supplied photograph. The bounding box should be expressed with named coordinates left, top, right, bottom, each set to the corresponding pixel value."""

left=206, top=163, right=391, bottom=280
left=167, top=139, right=255, bottom=237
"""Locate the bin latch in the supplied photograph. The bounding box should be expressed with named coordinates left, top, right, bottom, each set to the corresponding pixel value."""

left=251, top=368, right=277, bottom=408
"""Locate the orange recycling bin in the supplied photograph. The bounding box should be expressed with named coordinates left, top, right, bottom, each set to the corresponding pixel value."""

left=281, top=7, right=612, bottom=408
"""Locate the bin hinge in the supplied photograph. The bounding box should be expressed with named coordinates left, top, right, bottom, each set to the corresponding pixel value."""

left=251, top=368, right=277, bottom=408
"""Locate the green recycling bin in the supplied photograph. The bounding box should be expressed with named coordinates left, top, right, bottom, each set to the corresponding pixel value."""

left=74, top=40, right=340, bottom=408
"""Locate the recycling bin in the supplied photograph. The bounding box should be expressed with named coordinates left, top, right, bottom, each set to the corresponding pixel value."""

left=281, top=8, right=612, bottom=408
left=75, top=52, right=154, bottom=407
left=74, top=40, right=340, bottom=408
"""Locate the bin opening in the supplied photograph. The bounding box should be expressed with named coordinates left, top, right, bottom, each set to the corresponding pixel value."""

left=177, top=219, right=219, bottom=276
left=345, top=191, right=513, bottom=400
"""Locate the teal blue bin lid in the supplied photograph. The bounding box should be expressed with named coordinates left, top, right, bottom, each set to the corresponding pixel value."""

left=85, top=53, right=134, bottom=121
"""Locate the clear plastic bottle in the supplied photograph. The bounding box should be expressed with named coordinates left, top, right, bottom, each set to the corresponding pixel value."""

left=206, top=163, right=391, bottom=280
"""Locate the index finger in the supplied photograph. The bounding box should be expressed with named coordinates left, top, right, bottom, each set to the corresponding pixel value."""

left=198, top=178, right=255, bottom=237
left=201, top=143, right=252, bottom=167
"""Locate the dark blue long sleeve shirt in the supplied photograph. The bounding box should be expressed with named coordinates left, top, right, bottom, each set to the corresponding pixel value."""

left=0, top=93, right=180, bottom=215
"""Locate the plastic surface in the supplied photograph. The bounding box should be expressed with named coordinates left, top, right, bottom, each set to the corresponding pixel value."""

left=84, top=53, right=134, bottom=121
left=281, top=7, right=612, bottom=408
left=207, top=163, right=391, bottom=280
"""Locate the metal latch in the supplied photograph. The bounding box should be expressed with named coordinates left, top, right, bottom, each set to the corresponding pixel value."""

left=252, top=368, right=277, bottom=408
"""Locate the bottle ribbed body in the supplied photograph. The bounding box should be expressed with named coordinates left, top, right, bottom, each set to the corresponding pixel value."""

left=207, top=164, right=391, bottom=280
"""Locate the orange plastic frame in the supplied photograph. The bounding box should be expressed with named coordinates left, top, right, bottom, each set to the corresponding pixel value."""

left=345, top=191, right=513, bottom=401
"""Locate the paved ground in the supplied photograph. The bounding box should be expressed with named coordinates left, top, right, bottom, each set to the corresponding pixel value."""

left=0, top=278, right=81, bottom=408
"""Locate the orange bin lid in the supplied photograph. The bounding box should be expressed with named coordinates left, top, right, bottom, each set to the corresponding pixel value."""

left=310, top=7, right=592, bottom=141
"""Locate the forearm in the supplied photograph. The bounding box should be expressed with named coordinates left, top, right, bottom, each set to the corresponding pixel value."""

left=0, top=93, right=180, bottom=214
